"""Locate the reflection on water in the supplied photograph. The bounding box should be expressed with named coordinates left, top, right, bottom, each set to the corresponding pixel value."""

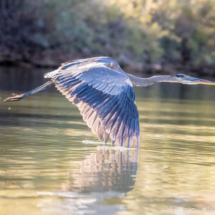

left=72, top=149, right=138, bottom=193
left=37, top=149, right=138, bottom=214
left=1, top=66, right=215, bottom=215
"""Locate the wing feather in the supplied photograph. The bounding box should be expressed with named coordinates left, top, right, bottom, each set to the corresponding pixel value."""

left=45, top=57, right=140, bottom=148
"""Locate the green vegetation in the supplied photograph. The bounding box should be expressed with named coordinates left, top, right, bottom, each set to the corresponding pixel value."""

left=1, top=0, right=215, bottom=72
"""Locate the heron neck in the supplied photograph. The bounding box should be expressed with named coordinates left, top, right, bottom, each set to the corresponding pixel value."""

left=127, top=74, right=175, bottom=87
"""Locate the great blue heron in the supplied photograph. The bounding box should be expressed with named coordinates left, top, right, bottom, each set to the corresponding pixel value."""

left=4, top=57, right=215, bottom=148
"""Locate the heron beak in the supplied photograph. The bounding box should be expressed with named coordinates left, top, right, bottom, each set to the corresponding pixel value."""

left=194, top=78, right=215, bottom=85
left=187, top=77, right=215, bottom=85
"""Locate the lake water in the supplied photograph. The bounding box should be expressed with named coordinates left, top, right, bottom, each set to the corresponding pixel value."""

left=1, top=66, right=215, bottom=215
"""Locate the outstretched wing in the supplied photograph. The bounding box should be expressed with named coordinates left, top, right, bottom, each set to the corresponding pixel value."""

left=45, top=60, right=140, bottom=148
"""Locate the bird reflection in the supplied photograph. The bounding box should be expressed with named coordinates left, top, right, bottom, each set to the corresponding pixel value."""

left=38, top=148, right=139, bottom=214
left=63, top=148, right=139, bottom=193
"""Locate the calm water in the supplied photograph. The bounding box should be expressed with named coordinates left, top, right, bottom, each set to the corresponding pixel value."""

left=1, top=67, right=215, bottom=215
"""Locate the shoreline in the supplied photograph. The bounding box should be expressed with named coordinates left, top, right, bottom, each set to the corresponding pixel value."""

left=1, top=54, right=215, bottom=77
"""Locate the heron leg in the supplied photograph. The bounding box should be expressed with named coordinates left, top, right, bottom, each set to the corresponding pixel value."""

left=4, top=81, right=53, bottom=102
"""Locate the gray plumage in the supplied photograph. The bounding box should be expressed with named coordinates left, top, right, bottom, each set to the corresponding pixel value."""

left=4, top=56, right=215, bottom=148
left=46, top=56, right=140, bottom=148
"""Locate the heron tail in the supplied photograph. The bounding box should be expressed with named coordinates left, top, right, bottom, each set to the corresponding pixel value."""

left=4, top=81, right=54, bottom=102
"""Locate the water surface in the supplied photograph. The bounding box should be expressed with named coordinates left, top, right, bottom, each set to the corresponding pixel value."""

left=1, top=67, right=215, bottom=215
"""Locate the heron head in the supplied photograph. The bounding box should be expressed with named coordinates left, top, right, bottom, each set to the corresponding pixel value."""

left=172, top=74, right=215, bottom=85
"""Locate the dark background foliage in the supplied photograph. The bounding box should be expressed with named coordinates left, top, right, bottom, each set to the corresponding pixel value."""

left=1, top=0, right=215, bottom=74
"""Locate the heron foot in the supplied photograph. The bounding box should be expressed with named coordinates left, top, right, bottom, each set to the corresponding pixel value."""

left=4, top=93, right=24, bottom=102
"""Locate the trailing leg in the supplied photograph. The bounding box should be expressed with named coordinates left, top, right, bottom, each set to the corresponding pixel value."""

left=4, top=81, right=53, bottom=102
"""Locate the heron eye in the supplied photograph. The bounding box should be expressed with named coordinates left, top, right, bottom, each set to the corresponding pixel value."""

left=185, top=77, right=188, bottom=79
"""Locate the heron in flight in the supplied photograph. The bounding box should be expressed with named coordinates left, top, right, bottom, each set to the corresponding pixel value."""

left=4, top=57, right=215, bottom=148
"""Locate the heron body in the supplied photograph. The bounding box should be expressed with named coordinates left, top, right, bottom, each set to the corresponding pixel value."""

left=4, top=56, right=215, bottom=148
